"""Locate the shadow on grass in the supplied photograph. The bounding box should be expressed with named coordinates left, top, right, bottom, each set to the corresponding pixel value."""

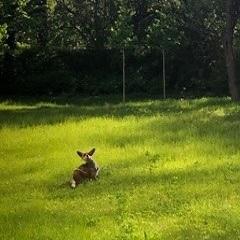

left=0, top=97, right=237, bottom=128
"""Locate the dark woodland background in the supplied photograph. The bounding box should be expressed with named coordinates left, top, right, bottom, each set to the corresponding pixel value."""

left=0, top=0, right=240, bottom=98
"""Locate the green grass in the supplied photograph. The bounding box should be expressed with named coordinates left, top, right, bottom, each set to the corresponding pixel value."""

left=1, top=97, right=240, bottom=240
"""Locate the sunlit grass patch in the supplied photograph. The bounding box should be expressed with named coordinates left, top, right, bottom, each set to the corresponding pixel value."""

left=1, top=97, right=240, bottom=239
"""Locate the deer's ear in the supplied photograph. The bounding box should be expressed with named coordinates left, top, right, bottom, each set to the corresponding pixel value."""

left=88, top=148, right=96, bottom=156
left=77, top=151, right=84, bottom=158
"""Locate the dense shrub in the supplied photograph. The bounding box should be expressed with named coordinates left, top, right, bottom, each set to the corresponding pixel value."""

left=21, top=71, right=77, bottom=95
left=0, top=47, right=237, bottom=97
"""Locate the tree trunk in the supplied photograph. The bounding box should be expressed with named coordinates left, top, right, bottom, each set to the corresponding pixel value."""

left=224, top=0, right=240, bottom=101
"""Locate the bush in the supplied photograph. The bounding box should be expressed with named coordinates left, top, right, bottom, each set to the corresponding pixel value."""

left=0, top=47, right=232, bottom=97
left=21, top=71, right=77, bottom=95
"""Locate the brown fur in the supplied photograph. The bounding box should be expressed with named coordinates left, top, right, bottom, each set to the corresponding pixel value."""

left=71, top=148, right=100, bottom=188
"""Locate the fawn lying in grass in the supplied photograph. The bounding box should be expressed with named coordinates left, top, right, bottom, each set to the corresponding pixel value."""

left=70, top=148, right=100, bottom=188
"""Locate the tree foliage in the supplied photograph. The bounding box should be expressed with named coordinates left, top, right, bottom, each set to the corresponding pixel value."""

left=0, top=0, right=239, bottom=98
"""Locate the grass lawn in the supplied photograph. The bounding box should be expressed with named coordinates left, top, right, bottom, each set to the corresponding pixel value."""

left=1, top=97, right=240, bottom=240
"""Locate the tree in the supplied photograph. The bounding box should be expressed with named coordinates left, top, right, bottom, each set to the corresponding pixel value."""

left=130, top=0, right=153, bottom=43
left=1, top=0, right=20, bottom=94
left=147, top=0, right=183, bottom=49
left=109, top=0, right=134, bottom=48
left=55, top=0, right=118, bottom=49
left=224, top=0, right=240, bottom=101
left=2, top=1, right=18, bottom=51
left=28, top=0, right=49, bottom=48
